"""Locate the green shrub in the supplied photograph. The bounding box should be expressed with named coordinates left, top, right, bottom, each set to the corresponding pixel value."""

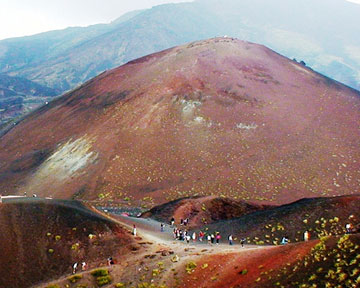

left=185, top=261, right=197, bottom=274
left=55, top=235, right=61, bottom=241
left=152, top=269, right=160, bottom=276
left=96, top=275, right=112, bottom=286
left=91, top=268, right=109, bottom=277
left=68, top=274, right=82, bottom=283
left=71, top=243, right=80, bottom=250
left=48, top=248, right=54, bottom=254
left=114, top=283, right=126, bottom=288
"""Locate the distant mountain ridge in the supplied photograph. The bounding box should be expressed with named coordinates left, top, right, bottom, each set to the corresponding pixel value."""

left=0, top=74, right=58, bottom=124
left=0, top=0, right=359, bottom=93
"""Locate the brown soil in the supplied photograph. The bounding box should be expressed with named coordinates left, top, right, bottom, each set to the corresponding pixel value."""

left=0, top=199, right=136, bottom=288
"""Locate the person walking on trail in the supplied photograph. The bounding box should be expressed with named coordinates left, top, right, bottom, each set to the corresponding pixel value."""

left=199, top=231, right=204, bottom=242
left=207, top=234, right=212, bottom=245
left=211, top=233, right=215, bottom=244
left=345, top=223, right=353, bottom=234
left=281, top=236, right=289, bottom=245
left=184, top=218, right=189, bottom=226
left=240, top=238, right=246, bottom=248
left=160, top=223, right=165, bottom=232
left=170, top=217, right=175, bottom=226
left=133, top=224, right=137, bottom=236
left=304, top=231, right=310, bottom=242
left=216, top=233, right=221, bottom=245
left=186, top=234, right=191, bottom=244
left=81, top=261, right=87, bottom=271
left=180, top=219, right=184, bottom=226
left=108, top=257, right=114, bottom=265
left=192, top=232, right=197, bottom=242
left=72, top=262, right=78, bottom=274
left=228, top=234, right=233, bottom=245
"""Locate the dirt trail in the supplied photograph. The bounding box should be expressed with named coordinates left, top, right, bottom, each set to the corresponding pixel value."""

left=36, top=210, right=275, bottom=288
left=113, top=214, right=265, bottom=251
left=110, top=213, right=275, bottom=287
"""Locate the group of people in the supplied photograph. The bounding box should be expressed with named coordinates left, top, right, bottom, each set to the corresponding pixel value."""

left=166, top=217, right=251, bottom=246
left=345, top=222, right=356, bottom=234
left=172, top=228, right=226, bottom=244
left=179, top=218, right=190, bottom=226
left=72, top=261, right=87, bottom=274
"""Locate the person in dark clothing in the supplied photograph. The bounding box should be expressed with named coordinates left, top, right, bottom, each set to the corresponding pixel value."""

left=240, top=238, right=246, bottom=247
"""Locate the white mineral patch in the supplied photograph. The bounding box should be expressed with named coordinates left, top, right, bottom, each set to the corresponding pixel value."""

left=31, top=136, right=98, bottom=182
left=236, top=123, right=258, bottom=130
left=194, top=116, right=205, bottom=123
left=180, top=99, right=202, bottom=114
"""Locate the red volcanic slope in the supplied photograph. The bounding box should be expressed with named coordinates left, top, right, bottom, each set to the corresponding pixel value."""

left=0, top=37, right=359, bottom=205
left=177, top=234, right=360, bottom=288
left=197, top=195, right=360, bottom=245
left=141, top=196, right=271, bottom=228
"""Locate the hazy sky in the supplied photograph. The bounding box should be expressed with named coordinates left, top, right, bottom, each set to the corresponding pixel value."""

left=0, top=0, right=359, bottom=41
left=0, top=0, right=192, bottom=40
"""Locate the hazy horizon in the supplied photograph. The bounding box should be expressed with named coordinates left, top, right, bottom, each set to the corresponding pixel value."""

left=0, top=0, right=192, bottom=40
left=1, top=0, right=360, bottom=41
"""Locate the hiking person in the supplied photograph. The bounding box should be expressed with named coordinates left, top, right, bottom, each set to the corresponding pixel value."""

left=192, top=232, right=197, bottom=242
left=133, top=224, right=137, bottom=236
left=211, top=233, right=215, bottom=244
left=345, top=223, right=353, bottom=234
left=180, top=219, right=184, bottom=226
left=207, top=234, right=212, bottom=245
left=81, top=261, right=87, bottom=271
left=240, top=238, right=246, bottom=247
left=186, top=234, right=191, bottom=244
left=108, top=257, right=114, bottom=265
left=72, top=262, right=78, bottom=274
left=304, top=231, right=310, bottom=242
left=199, top=231, right=204, bottom=242
left=281, top=236, right=289, bottom=245
left=216, top=233, right=221, bottom=245
left=160, top=223, right=165, bottom=232
left=184, top=218, right=189, bottom=226
left=170, top=217, right=175, bottom=226
left=228, top=234, right=233, bottom=245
